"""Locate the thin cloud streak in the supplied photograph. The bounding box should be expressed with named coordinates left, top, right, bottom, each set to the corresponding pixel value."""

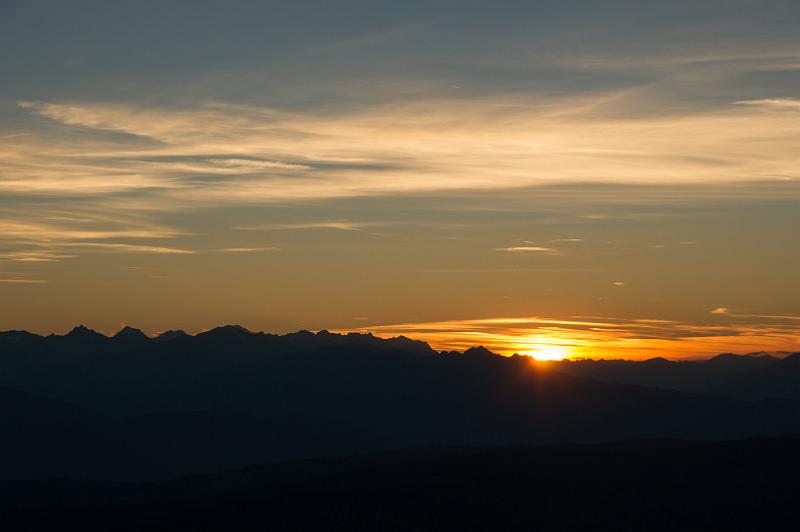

left=233, top=221, right=369, bottom=231
left=59, top=243, right=196, bottom=254
left=0, top=220, right=182, bottom=241
left=0, top=211, right=190, bottom=261
left=735, top=98, right=800, bottom=109
left=0, top=251, right=79, bottom=262
left=496, top=246, right=558, bottom=253
left=710, top=307, right=800, bottom=321
left=208, top=247, right=279, bottom=253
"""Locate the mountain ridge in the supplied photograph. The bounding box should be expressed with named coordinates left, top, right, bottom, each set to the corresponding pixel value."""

left=3, top=325, right=793, bottom=362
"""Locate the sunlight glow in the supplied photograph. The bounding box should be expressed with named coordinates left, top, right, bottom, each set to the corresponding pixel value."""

left=522, top=343, right=573, bottom=361
left=350, top=315, right=800, bottom=361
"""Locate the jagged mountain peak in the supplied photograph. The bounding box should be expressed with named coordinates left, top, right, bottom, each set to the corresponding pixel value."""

left=200, top=324, right=257, bottom=338
left=463, top=346, right=498, bottom=358
left=65, top=325, right=105, bottom=338
left=113, top=326, right=149, bottom=340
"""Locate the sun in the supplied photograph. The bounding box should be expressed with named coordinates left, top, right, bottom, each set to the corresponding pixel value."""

left=523, top=343, right=572, bottom=361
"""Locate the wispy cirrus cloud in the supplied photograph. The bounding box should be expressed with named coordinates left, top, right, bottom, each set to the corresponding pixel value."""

left=735, top=98, right=800, bottom=109
left=495, top=246, right=558, bottom=254
left=206, top=158, right=311, bottom=171
left=233, top=221, right=370, bottom=231
left=58, top=242, right=196, bottom=254
left=3, top=92, right=799, bottom=264
left=0, top=277, right=49, bottom=284
left=0, top=219, right=182, bottom=241
left=0, top=250, right=79, bottom=262
left=208, top=247, right=279, bottom=253
left=710, top=307, right=800, bottom=321
left=8, top=94, right=800, bottom=205
left=0, top=212, right=188, bottom=262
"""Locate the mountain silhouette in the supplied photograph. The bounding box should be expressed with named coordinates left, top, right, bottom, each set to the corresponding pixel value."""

left=64, top=324, right=106, bottom=340
left=711, top=352, right=800, bottom=400
left=0, top=384, right=383, bottom=481
left=1, top=326, right=800, bottom=481
left=553, top=352, right=800, bottom=400
left=112, top=326, right=149, bottom=340
left=200, top=324, right=256, bottom=338
left=705, top=352, right=778, bottom=369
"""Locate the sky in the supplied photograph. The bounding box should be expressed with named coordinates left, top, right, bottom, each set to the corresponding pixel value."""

left=1, top=0, right=799, bottom=359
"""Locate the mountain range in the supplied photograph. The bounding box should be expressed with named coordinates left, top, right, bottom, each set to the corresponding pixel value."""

left=552, top=351, right=800, bottom=400
left=1, top=326, right=799, bottom=481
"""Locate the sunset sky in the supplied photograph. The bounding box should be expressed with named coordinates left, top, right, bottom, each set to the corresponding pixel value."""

left=1, top=0, right=799, bottom=359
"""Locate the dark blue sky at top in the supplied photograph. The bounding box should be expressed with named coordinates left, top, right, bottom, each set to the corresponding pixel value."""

left=2, top=0, right=798, bottom=107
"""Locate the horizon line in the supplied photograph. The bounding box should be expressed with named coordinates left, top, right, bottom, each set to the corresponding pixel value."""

left=2, top=323, right=795, bottom=363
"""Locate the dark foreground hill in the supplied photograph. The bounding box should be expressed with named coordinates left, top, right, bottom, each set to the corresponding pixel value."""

left=2, top=327, right=800, bottom=480
left=3, top=435, right=800, bottom=532
left=0, top=386, right=383, bottom=481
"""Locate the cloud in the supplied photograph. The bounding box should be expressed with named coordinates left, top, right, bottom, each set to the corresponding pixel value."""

left=0, top=206, right=200, bottom=262
left=207, top=158, right=311, bottom=171
left=0, top=219, right=182, bottom=241
left=423, top=268, right=603, bottom=273
left=5, top=93, right=800, bottom=265
left=0, top=278, right=49, bottom=284
left=233, top=221, right=368, bottom=231
left=496, top=246, right=558, bottom=253
left=0, top=250, right=79, bottom=262
left=8, top=93, right=800, bottom=205
left=580, top=213, right=673, bottom=221
left=709, top=307, right=800, bottom=322
left=0, top=210, right=191, bottom=261
left=134, top=159, right=310, bottom=177
left=208, top=247, right=279, bottom=253
left=0, top=212, right=282, bottom=260
left=60, top=243, right=195, bottom=254
left=734, top=98, right=800, bottom=110
left=613, top=281, right=625, bottom=287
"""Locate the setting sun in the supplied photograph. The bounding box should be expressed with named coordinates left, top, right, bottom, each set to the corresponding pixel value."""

left=520, top=341, right=573, bottom=361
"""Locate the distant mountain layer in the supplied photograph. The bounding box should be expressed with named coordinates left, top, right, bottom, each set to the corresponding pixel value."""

left=3, top=435, right=800, bottom=531
left=552, top=351, right=800, bottom=400
left=1, top=326, right=800, bottom=480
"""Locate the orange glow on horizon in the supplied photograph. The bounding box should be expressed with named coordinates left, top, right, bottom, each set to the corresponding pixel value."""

left=507, top=335, right=575, bottom=360
left=521, top=343, right=573, bottom=361
left=344, top=315, right=800, bottom=361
